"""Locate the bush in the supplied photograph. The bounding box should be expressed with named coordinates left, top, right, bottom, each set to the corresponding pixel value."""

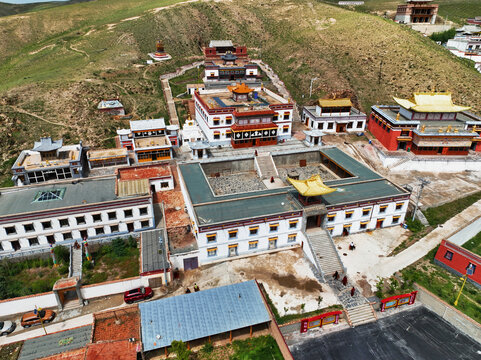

left=405, top=218, right=423, bottom=233
left=429, top=28, right=455, bottom=44
left=171, top=340, right=192, bottom=360
left=201, top=342, right=214, bottom=354
left=54, top=245, right=70, bottom=264
left=58, top=264, right=69, bottom=275
left=112, top=238, right=128, bottom=258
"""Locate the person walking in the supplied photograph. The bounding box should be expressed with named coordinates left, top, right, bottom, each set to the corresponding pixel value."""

left=350, top=287, right=356, bottom=297
left=342, top=276, right=348, bottom=286
left=333, top=271, right=339, bottom=280
left=185, top=288, right=191, bottom=294
left=193, top=283, right=200, bottom=292
left=349, top=242, right=355, bottom=251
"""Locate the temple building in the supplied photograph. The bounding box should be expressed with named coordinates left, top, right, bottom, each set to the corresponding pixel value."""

left=11, top=137, right=86, bottom=186
left=302, top=98, right=366, bottom=134
left=447, top=25, right=481, bottom=73
left=193, top=83, right=293, bottom=148
left=203, top=40, right=259, bottom=84
left=368, top=92, right=481, bottom=155
left=395, top=0, right=438, bottom=24
left=176, top=147, right=410, bottom=267
left=87, top=148, right=129, bottom=169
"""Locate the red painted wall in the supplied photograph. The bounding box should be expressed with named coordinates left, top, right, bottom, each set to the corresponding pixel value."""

left=434, top=240, right=481, bottom=287
left=367, top=114, right=401, bottom=151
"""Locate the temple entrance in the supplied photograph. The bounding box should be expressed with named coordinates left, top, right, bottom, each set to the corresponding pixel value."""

left=437, top=147, right=443, bottom=154
left=313, top=137, right=320, bottom=145
left=342, top=226, right=350, bottom=236
left=397, top=142, right=407, bottom=150
left=198, top=149, right=203, bottom=158
left=252, top=139, right=257, bottom=146
left=53, top=277, right=84, bottom=311
left=306, top=215, right=323, bottom=229
left=336, top=124, right=346, bottom=132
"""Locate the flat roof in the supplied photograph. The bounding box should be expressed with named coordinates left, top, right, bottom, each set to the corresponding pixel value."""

left=141, top=229, right=170, bottom=273
left=139, top=280, right=270, bottom=351
left=130, top=119, right=165, bottom=132
left=17, top=145, right=81, bottom=170
left=117, top=179, right=150, bottom=197
left=86, top=340, right=138, bottom=360
left=118, top=164, right=172, bottom=181
left=209, top=40, right=233, bottom=47
left=88, top=148, right=128, bottom=160
left=0, top=178, right=122, bottom=218
left=134, top=136, right=170, bottom=149
left=197, top=88, right=285, bottom=112
left=19, top=325, right=92, bottom=360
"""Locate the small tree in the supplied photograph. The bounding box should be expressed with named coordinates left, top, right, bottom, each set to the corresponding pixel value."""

left=171, top=340, right=192, bottom=360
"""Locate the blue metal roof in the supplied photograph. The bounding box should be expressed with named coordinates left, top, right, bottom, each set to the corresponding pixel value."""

left=139, top=280, right=270, bottom=351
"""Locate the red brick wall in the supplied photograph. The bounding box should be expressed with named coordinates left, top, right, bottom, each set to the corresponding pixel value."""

left=367, top=114, right=401, bottom=151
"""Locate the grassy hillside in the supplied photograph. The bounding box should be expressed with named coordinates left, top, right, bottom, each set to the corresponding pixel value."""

left=0, top=0, right=93, bottom=18
left=325, top=0, right=481, bottom=24
left=0, top=0, right=480, bottom=185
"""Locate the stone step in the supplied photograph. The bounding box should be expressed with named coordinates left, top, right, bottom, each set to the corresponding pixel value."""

left=346, top=304, right=377, bottom=327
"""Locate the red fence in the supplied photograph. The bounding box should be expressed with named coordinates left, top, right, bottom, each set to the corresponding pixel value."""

left=380, top=291, right=417, bottom=312
left=300, top=311, right=343, bottom=333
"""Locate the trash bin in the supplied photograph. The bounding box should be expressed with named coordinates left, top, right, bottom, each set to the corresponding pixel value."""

left=368, top=140, right=372, bottom=145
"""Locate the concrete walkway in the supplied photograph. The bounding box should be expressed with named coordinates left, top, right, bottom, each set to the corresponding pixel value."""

left=367, top=199, right=481, bottom=281
left=448, top=215, right=481, bottom=246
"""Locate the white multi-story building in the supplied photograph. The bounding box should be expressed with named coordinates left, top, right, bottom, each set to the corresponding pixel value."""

left=193, top=83, right=293, bottom=148
left=0, top=177, right=154, bottom=255
left=302, top=98, right=366, bottom=134
left=446, top=25, right=481, bottom=73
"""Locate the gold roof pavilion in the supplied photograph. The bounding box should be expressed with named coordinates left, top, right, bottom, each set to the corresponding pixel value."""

left=288, top=175, right=337, bottom=197
left=318, top=98, right=352, bottom=108
left=393, top=92, right=471, bottom=113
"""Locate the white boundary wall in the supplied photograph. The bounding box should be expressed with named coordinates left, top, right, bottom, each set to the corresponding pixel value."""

left=80, top=277, right=148, bottom=300
left=0, top=292, right=58, bottom=317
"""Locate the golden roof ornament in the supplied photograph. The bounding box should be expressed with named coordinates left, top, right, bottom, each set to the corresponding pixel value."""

left=396, top=113, right=400, bottom=121
left=421, top=124, right=426, bottom=132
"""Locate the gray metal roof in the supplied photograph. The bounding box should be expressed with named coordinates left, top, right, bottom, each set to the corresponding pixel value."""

left=32, top=137, right=63, bottom=152
left=19, top=325, right=92, bottom=360
left=140, top=280, right=270, bottom=351
left=0, top=178, right=121, bottom=218
left=209, top=40, right=233, bottom=48
left=141, top=229, right=170, bottom=273
left=97, top=99, right=123, bottom=109
left=130, top=119, right=166, bottom=131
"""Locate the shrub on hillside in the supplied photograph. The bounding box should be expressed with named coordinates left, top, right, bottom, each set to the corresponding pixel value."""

left=429, top=28, right=455, bottom=43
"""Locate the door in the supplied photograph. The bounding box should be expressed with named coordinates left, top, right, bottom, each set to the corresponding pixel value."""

left=198, top=149, right=203, bottom=158
left=437, top=147, right=443, bottom=154
left=229, top=246, right=238, bottom=257
left=299, top=159, right=307, bottom=167
left=376, top=219, right=384, bottom=228
left=269, top=239, right=277, bottom=250
left=151, top=153, right=157, bottom=161
left=252, top=139, right=257, bottom=146
left=127, top=223, right=134, bottom=232
left=183, top=257, right=199, bottom=270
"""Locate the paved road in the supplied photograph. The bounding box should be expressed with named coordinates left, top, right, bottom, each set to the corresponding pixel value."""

left=448, top=215, right=481, bottom=246
left=291, top=306, right=481, bottom=360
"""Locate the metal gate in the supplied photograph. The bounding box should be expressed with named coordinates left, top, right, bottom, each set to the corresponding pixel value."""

left=183, top=257, right=199, bottom=270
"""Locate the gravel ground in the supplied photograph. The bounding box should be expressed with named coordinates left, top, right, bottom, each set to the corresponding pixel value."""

left=278, top=165, right=337, bottom=182
left=208, top=173, right=266, bottom=195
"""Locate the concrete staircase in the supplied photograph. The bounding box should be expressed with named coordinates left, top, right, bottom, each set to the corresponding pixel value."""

left=345, top=303, right=377, bottom=327
left=69, top=244, right=83, bottom=279
left=307, top=230, right=344, bottom=276
left=254, top=152, right=279, bottom=179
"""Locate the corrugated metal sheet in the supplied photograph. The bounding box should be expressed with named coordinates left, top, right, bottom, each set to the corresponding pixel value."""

left=19, top=325, right=92, bottom=360
left=117, top=179, right=150, bottom=197
left=139, top=280, right=270, bottom=351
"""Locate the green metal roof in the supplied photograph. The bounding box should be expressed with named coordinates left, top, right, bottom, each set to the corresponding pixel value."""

left=0, top=178, right=124, bottom=217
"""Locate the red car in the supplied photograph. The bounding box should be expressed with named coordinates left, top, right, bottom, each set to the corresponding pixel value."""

left=124, top=286, right=153, bottom=304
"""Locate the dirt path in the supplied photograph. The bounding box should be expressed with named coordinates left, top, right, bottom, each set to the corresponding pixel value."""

left=8, top=106, right=74, bottom=128
left=68, top=43, right=90, bottom=59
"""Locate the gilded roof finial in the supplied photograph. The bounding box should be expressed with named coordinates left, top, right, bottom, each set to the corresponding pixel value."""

left=421, top=124, right=425, bottom=133
left=396, top=113, right=400, bottom=121
left=473, top=125, right=478, bottom=133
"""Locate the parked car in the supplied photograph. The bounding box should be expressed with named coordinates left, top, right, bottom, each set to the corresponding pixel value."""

left=124, top=286, right=153, bottom=304
left=0, top=321, right=16, bottom=336
left=21, top=309, right=55, bottom=328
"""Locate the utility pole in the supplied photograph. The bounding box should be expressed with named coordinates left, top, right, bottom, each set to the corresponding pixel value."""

left=159, top=234, right=168, bottom=286
left=412, top=178, right=430, bottom=221
left=309, top=77, right=318, bottom=98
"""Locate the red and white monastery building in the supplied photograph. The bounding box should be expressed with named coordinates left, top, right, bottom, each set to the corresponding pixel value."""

left=368, top=92, right=481, bottom=155
left=193, top=83, right=293, bottom=148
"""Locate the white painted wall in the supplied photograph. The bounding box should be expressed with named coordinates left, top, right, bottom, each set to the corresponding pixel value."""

left=80, top=277, right=148, bottom=300
left=150, top=177, right=174, bottom=192
left=0, top=293, right=58, bottom=317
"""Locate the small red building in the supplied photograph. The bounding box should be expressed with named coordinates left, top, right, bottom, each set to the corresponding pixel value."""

left=368, top=92, right=481, bottom=155
left=434, top=240, right=481, bottom=289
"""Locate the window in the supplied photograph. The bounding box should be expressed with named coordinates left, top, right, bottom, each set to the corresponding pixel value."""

left=213, top=118, right=220, bottom=126
left=213, top=133, right=220, bottom=140
left=327, top=123, right=334, bottom=130
left=226, top=131, right=231, bottom=138
left=360, top=221, right=368, bottom=230
left=63, top=232, right=73, bottom=240
left=76, top=216, right=86, bottom=225
left=327, top=214, right=336, bottom=222
left=467, top=263, right=476, bottom=274
left=92, top=214, right=102, bottom=223
left=226, top=117, right=232, bottom=125
left=228, top=244, right=238, bottom=257
left=392, top=216, right=400, bottom=224
left=357, top=121, right=363, bottom=128
left=249, top=226, right=259, bottom=235
left=347, top=122, right=353, bottom=129
left=345, top=211, right=353, bottom=219
left=269, top=223, right=279, bottom=232
left=5, top=226, right=16, bottom=235
left=139, top=207, right=148, bottom=216
left=42, top=221, right=52, bottom=230
left=59, top=218, right=69, bottom=227
left=28, top=237, right=39, bottom=246
left=161, top=182, right=169, bottom=188
left=283, top=126, right=289, bottom=133
left=207, top=247, right=217, bottom=257
left=444, top=250, right=453, bottom=261
left=327, top=227, right=334, bottom=235
left=273, top=113, right=279, bottom=121
left=395, top=203, right=403, bottom=211
left=207, top=233, right=217, bottom=243
left=228, top=230, right=238, bottom=239
left=283, top=112, right=290, bottom=120
left=108, top=212, right=117, bottom=220
left=269, top=237, right=277, bottom=249
left=110, top=225, right=119, bottom=233
left=362, top=208, right=370, bottom=216
left=95, top=227, right=104, bottom=235
left=249, top=241, right=258, bottom=249
left=288, top=234, right=297, bottom=243
left=124, top=209, right=133, bottom=218
left=379, top=205, right=388, bottom=214
left=289, top=220, right=298, bottom=229
left=141, top=220, right=150, bottom=228
left=24, top=223, right=35, bottom=232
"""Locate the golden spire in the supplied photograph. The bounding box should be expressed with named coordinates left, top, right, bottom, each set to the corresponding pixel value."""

left=396, top=113, right=400, bottom=121
left=421, top=124, right=425, bottom=133
left=473, top=125, right=478, bottom=133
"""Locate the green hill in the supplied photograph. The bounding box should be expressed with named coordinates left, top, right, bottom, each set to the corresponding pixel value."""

left=0, top=0, right=93, bottom=18
left=0, top=0, right=480, bottom=185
